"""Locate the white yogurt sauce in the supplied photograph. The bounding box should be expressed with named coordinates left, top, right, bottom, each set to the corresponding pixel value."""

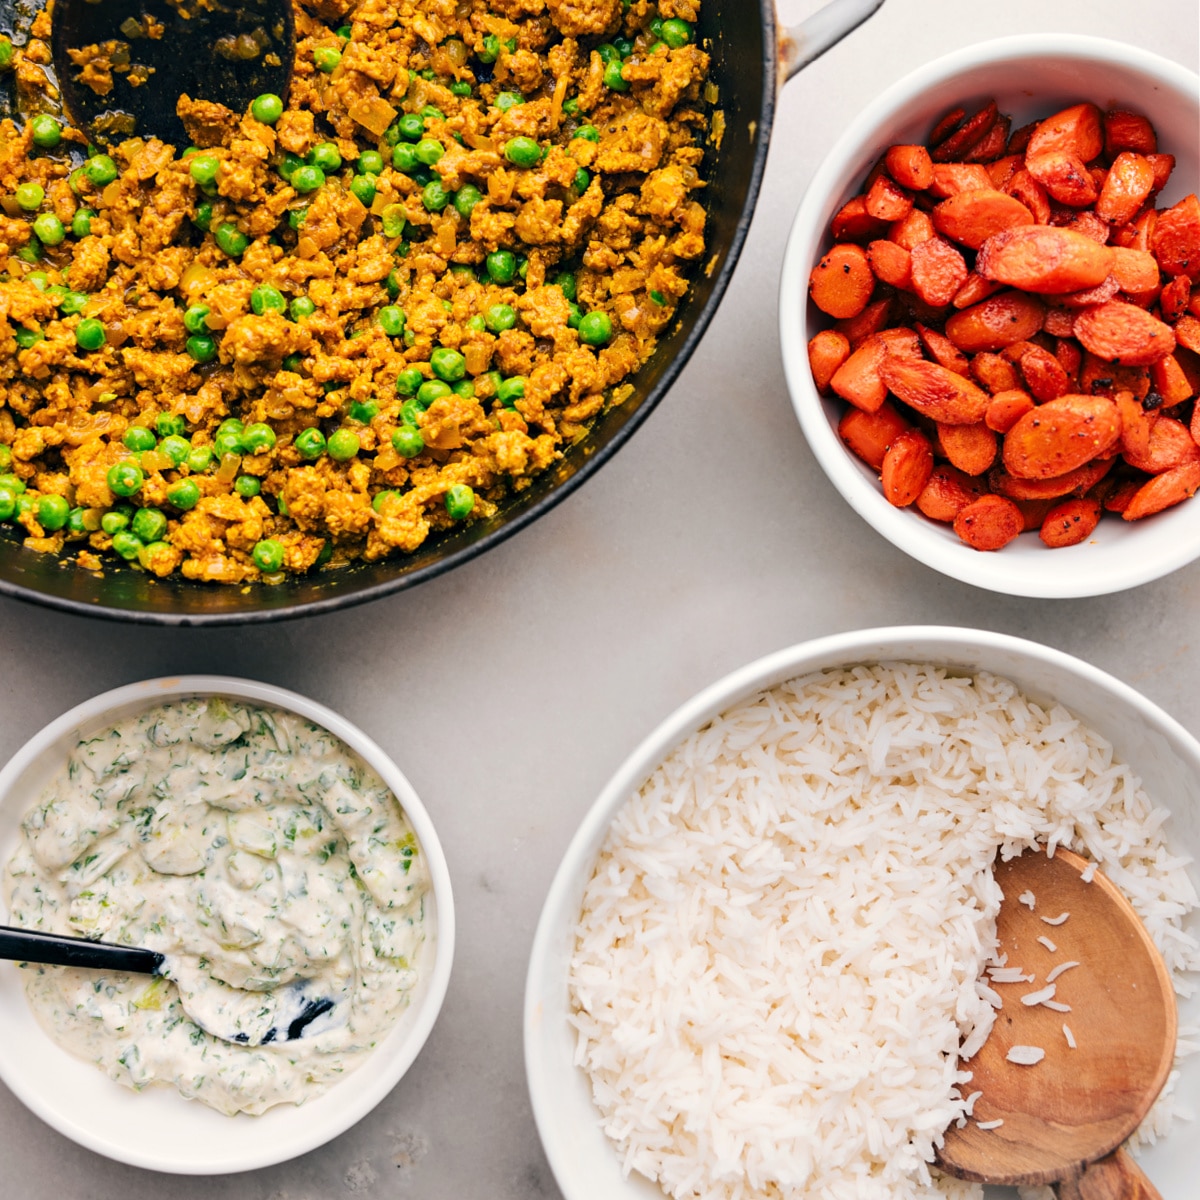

left=4, top=697, right=427, bottom=1116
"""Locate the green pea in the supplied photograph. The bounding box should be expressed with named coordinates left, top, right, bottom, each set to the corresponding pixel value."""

left=450, top=80, right=472, bottom=97
left=279, top=151, right=304, bottom=181
left=65, top=506, right=90, bottom=534
left=603, top=59, right=629, bottom=91
left=252, top=538, right=284, bottom=571
left=466, top=314, right=486, bottom=332
left=242, top=423, right=276, bottom=453
left=30, top=114, right=62, bottom=149
left=349, top=173, right=377, bottom=206
left=251, top=92, right=283, bottom=124
left=215, top=223, right=249, bottom=257
left=294, top=427, right=326, bottom=459
left=234, top=474, right=261, bottom=498
left=381, top=204, right=407, bottom=239
left=282, top=352, right=303, bottom=372
left=289, top=295, right=315, bottom=321
left=166, top=478, right=201, bottom=510
left=218, top=417, right=244, bottom=435
left=661, top=18, right=693, bottom=48
left=553, top=271, right=577, bottom=301
left=186, top=334, right=217, bottom=363
left=308, top=142, right=342, bottom=173
left=288, top=206, right=308, bottom=230
left=100, top=504, right=131, bottom=535
left=186, top=445, right=214, bottom=473
left=497, top=376, right=526, bottom=407
left=578, top=310, right=613, bottom=345
left=183, top=304, right=210, bottom=334
left=32, top=214, right=64, bottom=245
left=327, top=428, right=360, bottom=460
left=417, top=379, right=451, bottom=407
left=160, top=435, right=190, bottom=465
left=385, top=268, right=402, bottom=298
left=26, top=272, right=48, bottom=291
left=35, top=494, right=69, bottom=531
left=478, top=33, right=500, bottom=63
left=76, top=317, right=106, bottom=350
left=568, top=301, right=582, bottom=329
left=573, top=167, right=590, bottom=192
left=291, top=165, right=325, bottom=193
left=453, top=183, right=482, bottom=220
left=372, top=489, right=400, bottom=511
left=613, top=36, right=633, bottom=57
left=486, top=249, right=516, bottom=284
left=111, top=530, right=142, bottom=560
left=452, top=379, right=475, bottom=397
left=0, top=37, right=13, bottom=71
left=0, top=488, right=15, bottom=522
left=430, top=347, right=465, bottom=382
left=357, top=150, right=384, bottom=175
left=193, top=200, right=213, bottom=231
left=213, top=430, right=243, bottom=459
left=314, top=46, right=341, bottom=73
left=485, top=303, right=516, bottom=333
left=377, top=305, right=406, bottom=336
left=562, top=96, right=580, bottom=116
left=15, top=326, right=43, bottom=350
left=395, top=367, right=424, bottom=396
left=336, top=24, right=352, bottom=40
left=0, top=473, right=26, bottom=495
left=71, top=209, right=95, bottom=238
left=250, top=284, right=286, bottom=316
left=392, top=142, right=419, bottom=172
left=84, top=155, right=119, bottom=187
left=107, top=461, right=144, bottom=497
left=123, top=426, right=157, bottom=452
left=649, top=16, right=664, bottom=37
left=0, top=445, right=10, bottom=472
left=574, top=124, right=600, bottom=143
left=16, top=243, right=41, bottom=264
left=504, top=136, right=541, bottom=168
left=494, top=92, right=523, bottom=112
left=349, top=399, right=379, bottom=423
left=415, top=138, right=444, bottom=167
left=422, top=180, right=450, bottom=212
left=444, top=483, right=474, bottom=519
left=189, top=154, right=220, bottom=187
left=398, top=113, right=426, bottom=141
left=650, top=289, right=666, bottom=305
left=421, top=105, right=445, bottom=122
left=131, top=506, right=167, bottom=542
left=155, top=413, right=186, bottom=440
left=399, top=399, right=423, bottom=426
left=15, top=182, right=44, bottom=211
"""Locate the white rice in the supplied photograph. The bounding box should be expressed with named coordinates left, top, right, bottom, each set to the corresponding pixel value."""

left=568, top=665, right=1200, bottom=1200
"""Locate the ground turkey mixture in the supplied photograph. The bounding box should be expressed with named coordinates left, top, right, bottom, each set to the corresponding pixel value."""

left=0, top=0, right=709, bottom=583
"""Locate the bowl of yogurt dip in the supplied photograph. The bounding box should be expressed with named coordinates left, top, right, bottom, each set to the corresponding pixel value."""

left=0, top=676, right=455, bottom=1174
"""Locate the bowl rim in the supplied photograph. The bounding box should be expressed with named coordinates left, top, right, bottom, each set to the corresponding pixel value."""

left=0, top=674, right=456, bottom=1174
left=523, top=622, right=1200, bottom=1199
left=778, top=34, right=1200, bottom=599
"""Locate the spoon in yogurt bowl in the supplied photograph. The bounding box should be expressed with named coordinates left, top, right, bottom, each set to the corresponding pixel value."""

left=0, top=924, right=345, bottom=1045
left=937, top=846, right=1176, bottom=1199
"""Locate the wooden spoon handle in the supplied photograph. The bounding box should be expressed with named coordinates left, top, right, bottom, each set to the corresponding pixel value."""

left=1056, top=1148, right=1162, bottom=1200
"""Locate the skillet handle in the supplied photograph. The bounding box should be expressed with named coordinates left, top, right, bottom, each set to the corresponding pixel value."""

left=1056, top=1148, right=1163, bottom=1200
left=780, top=0, right=888, bottom=82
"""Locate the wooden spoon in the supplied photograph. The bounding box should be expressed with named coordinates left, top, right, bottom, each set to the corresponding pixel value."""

left=48, top=0, right=294, bottom=145
left=938, top=847, right=1176, bottom=1199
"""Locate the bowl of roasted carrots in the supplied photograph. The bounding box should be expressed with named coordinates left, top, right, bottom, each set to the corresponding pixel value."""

left=779, top=35, right=1200, bottom=597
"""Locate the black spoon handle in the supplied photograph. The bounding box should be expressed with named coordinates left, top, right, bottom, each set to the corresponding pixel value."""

left=0, top=924, right=163, bottom=975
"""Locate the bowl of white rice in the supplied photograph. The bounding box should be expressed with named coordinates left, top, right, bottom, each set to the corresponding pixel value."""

left=524, top=626, right=1200, bottom=1200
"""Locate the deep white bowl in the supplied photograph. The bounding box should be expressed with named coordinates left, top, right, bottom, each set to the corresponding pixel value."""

left=524, top=626, right=1200, bottom=1199
left=0, top=676, right=455, bottom=1174
left=779, top=36, right=1200, bottom=598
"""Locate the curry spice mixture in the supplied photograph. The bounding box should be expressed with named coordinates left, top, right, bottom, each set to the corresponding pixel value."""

left=0, top=0, right=708, bottom=582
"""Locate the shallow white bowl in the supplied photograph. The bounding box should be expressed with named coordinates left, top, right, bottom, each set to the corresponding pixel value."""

left=0, top=676, right=455, bottom=1175
left=778, top=36, right=1200, bottom=598
left=524, top=625, right=1200, bottom=1199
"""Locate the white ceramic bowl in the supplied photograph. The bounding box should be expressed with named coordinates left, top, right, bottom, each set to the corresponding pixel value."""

left=779, top=36, right=1200, bottom=598
left=0, top=676, right=455, bottom=1174
left=524, top=625, right=1200, bottom=1199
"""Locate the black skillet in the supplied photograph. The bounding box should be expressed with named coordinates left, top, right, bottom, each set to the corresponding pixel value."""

left=0, top=0, right=885, bottom=624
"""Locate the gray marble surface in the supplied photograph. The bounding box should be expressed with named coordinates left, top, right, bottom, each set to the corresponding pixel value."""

left=1, top=0, right=1197, bottom=1195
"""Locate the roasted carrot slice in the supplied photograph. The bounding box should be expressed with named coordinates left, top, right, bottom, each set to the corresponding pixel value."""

left=888, top=209, right=936, bottom=251
left=1122, top=460, right=1200, bottom=520
left=884, top=144, right=934, bottom=191
left=831, top=196, right=889, bottom=242
left=865, top=173, right=914, bottom=222
left=953, top=493, right=1024, bottom=550
left=880, top=356, right=990, bottom=424
left=1174, top=314, right=1200, bottom=354
left=944, top=291, right=1045, bottom=353
left=1151, top=194, right=1200, bottom=281
left=1002, top=394, right=1120, bottom=479
left=1079, top=353, right=1151, bottom=400
left=1146, top=154, right=1175, bottom=194
left=1054, top=338, right=1082, bottom=387
left=932, top=189, right=1034, bottom=250
left=838, top=401, right=911, bottom=470
left=1104, top=109, right=1157, bottom=158
left=990, top=457, right=1114, bottom=500
left=1073, top=300, right=1175, bottom=366
left=1026, top=151, right=1098, bottom=208
left=1026, top=102, right=1103, bottom=162
left=1149, top=353, right=1195, bottom=406
left=834, top=297, right=894, bottom=347
left=830, top=334, right=889, bottom=412
left=915, top=323, right=969, bottom=375
left=1110, top=246, right=1162, bottom=295
left=809, top=243, right=875, bottom=319
left=963, top=118, right=1010, bottom=163
left=938, top=421, right=998, bottom=475
left=985, top=389, right=1036, bottom=433
left=1121, top=414, right=1200, bottom=474
left=1003, top=169, right=1051, bottom=224
left=876, top=326, right=923, bottom=361
left=1116, top=390, right=1157, bottom=463
left=1112, top=208, right=1157, bottom=253
left=910, top=237, right=968, bottom=307
left=929, top=163, right=993, bottom=198
left=866, top=239, right=912, bottom=290
left=1055, top=275, right=1120, bottom=309
left=1095, top=153, right=1156, bottom=226
left=807, top=330, right=851, bottom=392
left=916, top=464, right=986, bottom=522
left=1018, top=344, right=1070, bottom=402
left=951, top=272, right=1005, bottom=309
left=929, top=106, right=967, bottom=145
left=1039, top=496, right=1102, bottom=547
left=881, top=428, right=935, bottom=506
left=971, top=352, right=1022, bottom=394
left=1160, top=276, right=1192, bottom=323
left=931, top=101, right=998, bottom=161
left=977, top=226, right=1114, bottom=294
left=985, top=154, right=1023, bottom=190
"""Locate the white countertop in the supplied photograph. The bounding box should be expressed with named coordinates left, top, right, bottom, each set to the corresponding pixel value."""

left=1, top=0, right=1197, bottom=1195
